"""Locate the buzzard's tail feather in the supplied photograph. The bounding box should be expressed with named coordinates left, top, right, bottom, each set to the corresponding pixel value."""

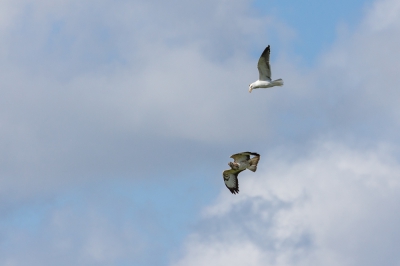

left=248, top=155, right=260, bottom=172
left=248, top=165, right=257, bottom=172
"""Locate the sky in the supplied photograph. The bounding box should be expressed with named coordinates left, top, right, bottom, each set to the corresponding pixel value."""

left=2, top=0, right=400, bottom=265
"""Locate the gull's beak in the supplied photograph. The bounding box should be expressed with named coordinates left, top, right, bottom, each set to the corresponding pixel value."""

left=249, top=87, right=253, bottom=93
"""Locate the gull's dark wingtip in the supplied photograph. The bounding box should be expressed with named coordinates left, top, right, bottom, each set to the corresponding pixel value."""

left=260, top=45, right=270, bottom=57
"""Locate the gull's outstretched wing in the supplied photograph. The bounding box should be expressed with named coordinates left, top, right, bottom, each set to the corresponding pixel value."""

left=230, top=152, right=260, bottom=163
left=222, top=169, right=244, bottom=194
left=257, top=45, right=271, bottom=81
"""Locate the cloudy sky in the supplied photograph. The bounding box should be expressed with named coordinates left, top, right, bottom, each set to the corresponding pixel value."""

left=2, top=0, right=400, bottom=265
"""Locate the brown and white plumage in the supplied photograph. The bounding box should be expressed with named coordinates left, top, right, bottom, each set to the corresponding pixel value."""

left=249, top=45, right=284, bottom=93
left=222, top=152, right=261, bottom=194
left=222, top=169, right=244, bottom=194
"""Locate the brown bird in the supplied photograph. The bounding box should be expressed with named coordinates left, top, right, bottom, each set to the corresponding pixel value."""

left=222, top=152, right=260, bottom=194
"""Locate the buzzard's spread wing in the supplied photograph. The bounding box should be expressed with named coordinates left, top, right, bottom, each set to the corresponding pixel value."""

left=222, top=169, right=244, bottom=194
left=223, top=152, right=261, bottom=194
left=257, top=45, right=271, bottom=81
left=230, top=152, right=260, bottom=163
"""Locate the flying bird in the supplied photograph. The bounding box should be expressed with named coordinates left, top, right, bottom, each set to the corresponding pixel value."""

left=249, top=45, right=284, bottom=93
left=222, top=152, right=260, bottom=194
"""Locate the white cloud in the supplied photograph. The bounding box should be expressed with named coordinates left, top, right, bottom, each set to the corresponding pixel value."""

left=0, top=194, right=152, bottom=266
left=320, top=0, right=400, bottom=111
left=2, top=0, right=400, bottom=264
left=365, top=0, right=400, bottom=31
left=172, top=141, right=400, bottom=266
left=0, top=0, right=279, bottom=202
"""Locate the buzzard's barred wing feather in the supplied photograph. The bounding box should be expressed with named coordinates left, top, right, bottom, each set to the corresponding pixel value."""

left=230, top=152, right=260, bottom=163
left=222, top=169, right=244, bottom=194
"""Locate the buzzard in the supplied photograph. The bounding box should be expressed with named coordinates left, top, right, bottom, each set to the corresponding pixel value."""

left=249, top=45, right=284, bottom=93
left=222, top=152, right=260, bottom=194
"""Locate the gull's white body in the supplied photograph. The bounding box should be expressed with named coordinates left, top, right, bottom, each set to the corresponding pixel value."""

left=250, top=79, right=284, bottom=90
left=249, top=45, right=284, bottom=93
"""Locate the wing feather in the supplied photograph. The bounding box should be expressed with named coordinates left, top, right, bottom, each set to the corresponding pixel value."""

left=230, top=152, right=260, bottom=163
left=257, top=45, right=271, bottom=81
left=222, top=169, right=244, bottom=194
left=248, top=154, right=260, bottom=172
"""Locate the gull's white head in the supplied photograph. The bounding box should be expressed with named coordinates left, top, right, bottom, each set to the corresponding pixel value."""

left=249, top=84, right=253, bottom=93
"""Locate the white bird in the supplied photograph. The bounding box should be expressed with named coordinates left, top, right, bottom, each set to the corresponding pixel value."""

left=222, top=152, right=260, bottom=194
left=249, top=45, right=284, bottom=93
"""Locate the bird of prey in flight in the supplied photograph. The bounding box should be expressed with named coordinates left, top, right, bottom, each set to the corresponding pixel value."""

left=249, top=45, right=284, bottom=93
left=222, top=152, right=260, bottom=194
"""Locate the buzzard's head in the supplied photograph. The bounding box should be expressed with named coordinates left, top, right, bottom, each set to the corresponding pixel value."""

left=228, top=162, right=239, bottom=170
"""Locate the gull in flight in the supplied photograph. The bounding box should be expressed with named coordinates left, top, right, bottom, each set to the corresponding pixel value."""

left=222, top=152, right=260, bottom=194
left=249, top=45, right=284, bottom=93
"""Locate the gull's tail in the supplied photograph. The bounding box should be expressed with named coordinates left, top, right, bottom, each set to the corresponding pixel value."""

left=271, top=79, right=284, bottom=86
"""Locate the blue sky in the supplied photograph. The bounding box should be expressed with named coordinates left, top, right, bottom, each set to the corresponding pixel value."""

left=253, top=0, right=374, bottom=63
left=2, top=0, right=400, bottom=265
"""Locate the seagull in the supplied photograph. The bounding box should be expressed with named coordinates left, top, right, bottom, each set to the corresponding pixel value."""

left=222, top=152, right=260, bottom=194
left=249, top=45, right=284, bottom=93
